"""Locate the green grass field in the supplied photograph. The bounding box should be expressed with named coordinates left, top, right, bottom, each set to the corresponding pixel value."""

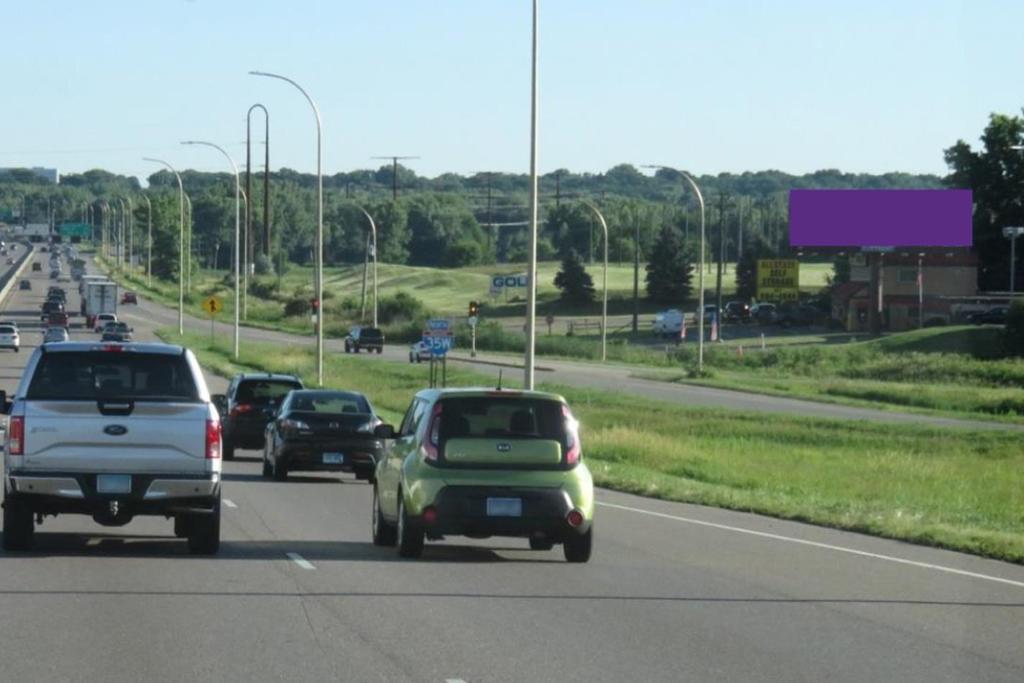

left=161, top=328, right=1024, bottom=564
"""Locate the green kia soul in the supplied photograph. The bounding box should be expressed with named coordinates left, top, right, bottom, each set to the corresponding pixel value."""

left=371, top=388, right=594, bottom=562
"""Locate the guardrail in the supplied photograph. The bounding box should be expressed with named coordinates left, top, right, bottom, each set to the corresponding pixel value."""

left=0, top=241, right=36, bottom=310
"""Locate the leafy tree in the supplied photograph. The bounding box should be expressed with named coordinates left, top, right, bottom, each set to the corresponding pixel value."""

left=645, top=224, right=693, bottom=304
left=554, top=249, right=595, bottom=304
left=735, top=235, right=775, bottom=301
left=1004, top=299, right=1024, bottom=356
left=944, top=111, right=1024, bottom=291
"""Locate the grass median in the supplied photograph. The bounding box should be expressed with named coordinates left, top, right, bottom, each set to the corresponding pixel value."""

left=159, top=327, right=1024, bottom=564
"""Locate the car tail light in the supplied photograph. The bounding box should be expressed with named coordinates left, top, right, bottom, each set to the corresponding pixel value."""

left=562, top=404, right=580, bottom=466
left=566, top=509, right=584, bottom=528
left=8, top=416, right=24, bottom=455
left=281, top=418, right=310, bottom=433
left=422, top=505, right=438, bottom=525
left=230, top=403, right=254, bottom=417
left=205, top=419, right=222, bottom=459
left=423, top=404, right=443, bottom=462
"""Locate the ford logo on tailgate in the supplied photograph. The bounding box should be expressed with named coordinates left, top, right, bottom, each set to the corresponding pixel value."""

left=104, top=425, right=128, bottom=436
left=496, top=443, right=512, bottom=453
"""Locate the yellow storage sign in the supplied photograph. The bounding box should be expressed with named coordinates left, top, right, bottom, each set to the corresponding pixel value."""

left=757, top=259, right=800, bottom=302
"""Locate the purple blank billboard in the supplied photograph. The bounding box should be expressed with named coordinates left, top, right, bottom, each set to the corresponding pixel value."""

left=789, top=189, right=972, bottom=247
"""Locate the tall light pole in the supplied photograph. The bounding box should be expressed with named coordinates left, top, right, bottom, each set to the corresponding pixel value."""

left=524, top=0, right=540, bottom=390
left=182, top=140, right=241, bottom=359
left=239, top=187, right=249, bottom=319
left=250, top=70, right=324, bottom=385
left=142, top=157, right=185, bottom=335
left=184, top=192, right=193, bottom=294
left=142, top=194, right=152, bottom=286
left=644, top=165, right=707, bottom=371
left=354, top=205, right=378, bottom=327
left=116, top=198, right=128, bottom=272
left=917, top=252, right=925, bottom=329
left=580, top=199, right=609, bottom=361
left=246, top=104, right=269, bottom=260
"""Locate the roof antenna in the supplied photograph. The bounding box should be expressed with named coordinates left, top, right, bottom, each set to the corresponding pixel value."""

left=497, top=369, right=503, bottom=391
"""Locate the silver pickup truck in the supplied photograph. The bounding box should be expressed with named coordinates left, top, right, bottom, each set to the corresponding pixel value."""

left=2, top=342, right=222, bottom=553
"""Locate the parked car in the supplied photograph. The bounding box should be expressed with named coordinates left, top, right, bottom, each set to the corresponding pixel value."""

left=121, top=291, right=138, bottom=305
left=0, top=325, right=19, bottom=352
left=700, top=304, right=719, bottom=323
left=372, top=388, right=594, bottom=562
left=18, top=280, right=31, bottom=291
left=723, top=301, right=751, bottom=323
left=1, top=342, right=223, bottom=553
left=42, top=327, right=69, bottom=344
left=652, top=309, right=684, bottom=337
left=775, top=303, right=821, bottom=328
left=262, top=390, right=384, bottom=481
left=409, top=341, right=432, bottom=363
left=344, top=326, right=385, bottom=354
left=968, top=307, right=1009, bottom=325
left=93, top=313, right=117, bottom=332
left=46, top=312, right=70, bottom=329
left=750, top=302, right=778, bottom=325
left=212, top=373, right=305, bottom=460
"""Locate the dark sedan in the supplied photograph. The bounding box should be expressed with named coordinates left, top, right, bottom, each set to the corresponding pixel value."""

left=262, top=390, right=384, bottom=482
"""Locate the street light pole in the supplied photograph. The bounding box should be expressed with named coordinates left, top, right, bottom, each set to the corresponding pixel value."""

left=354, top=206, right=379, bottom=327
left=142, top=194, right=152, bottom=286
left=250, top=70, right=324, bottom=386
left=917, top=252, right=924, bottom=329
left=182, top=140, right=241, bottom=359
left=239, top=187, right=249, bottom=319
left=184, top=193, right=193, bottom=294
left=524, top=0, right=540, bottom=390
left=142, top=157, right=185, bottom=335
left=644, top=165, right=706, bottom=371
left=1004, top=226, right=1024, bottom=295
left=580, top=199, right=609, bottom=361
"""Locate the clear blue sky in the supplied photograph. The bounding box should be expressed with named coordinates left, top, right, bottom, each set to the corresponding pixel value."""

left=1, top=0, right=1021, bottom=182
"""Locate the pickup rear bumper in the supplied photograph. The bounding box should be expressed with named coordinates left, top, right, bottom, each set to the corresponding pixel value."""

left=7, top=471, right=220, bottom=516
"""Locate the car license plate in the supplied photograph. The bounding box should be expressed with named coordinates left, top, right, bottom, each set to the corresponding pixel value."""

left=486, top=497, right=522, bottom=517
left=96, top=474, right=131, bottom=494
left=322, top=452, right=345, bottom=464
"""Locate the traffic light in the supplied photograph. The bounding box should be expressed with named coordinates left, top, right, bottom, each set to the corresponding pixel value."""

left=468, top=300, right=479, bottom=317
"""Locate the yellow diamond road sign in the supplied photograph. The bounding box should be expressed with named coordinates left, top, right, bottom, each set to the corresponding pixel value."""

left=202, top=296, right=223, bottom=315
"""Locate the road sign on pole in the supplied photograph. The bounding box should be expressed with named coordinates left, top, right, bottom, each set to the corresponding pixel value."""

left=423, top=318, right=454, bottom=357
left=201, top=296, right=223, bottom=345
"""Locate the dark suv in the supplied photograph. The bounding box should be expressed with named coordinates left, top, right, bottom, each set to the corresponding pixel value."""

left=212, top=373, right=304, bottom=459
left=344, top=327, right=384, bottom=354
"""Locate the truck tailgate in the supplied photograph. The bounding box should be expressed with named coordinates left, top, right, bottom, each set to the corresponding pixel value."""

left=22, top=401, right=210, bottom=474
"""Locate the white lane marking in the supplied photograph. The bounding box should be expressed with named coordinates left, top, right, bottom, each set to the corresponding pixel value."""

left=286, top=552, right=315, bottom=570
left=445, top=679, right=467, bottom=683
left=596, top=501, right=1024, bottom=590
left=223, top=499, right=238, bottom=509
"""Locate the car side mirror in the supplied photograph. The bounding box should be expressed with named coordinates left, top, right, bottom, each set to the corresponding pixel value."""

left=374, top=423, right=396, bottom=439
left=0, top=390, right=8, bottom=415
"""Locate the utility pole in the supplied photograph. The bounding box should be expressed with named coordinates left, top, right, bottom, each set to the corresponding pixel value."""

left=632, top=203, right=640, bottom=334
left=715, top=193, right=727, bottom=321
left=371, top=155, right=420, bottom=201
left=555, top=170, right=561, bottom=208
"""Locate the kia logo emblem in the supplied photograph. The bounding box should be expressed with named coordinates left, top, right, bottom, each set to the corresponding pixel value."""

left=104, top=425, right=128, bottom=436
left=496, top=442, right=512, bottom=452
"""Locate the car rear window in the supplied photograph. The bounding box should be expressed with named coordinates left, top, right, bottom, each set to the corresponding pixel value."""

left=0, top=326, right=14, bottom=334
left=438, top=397, right=566, bottom=442
left=290, top=392, right=370, bottom=414
left=27, top=351, right=199, bottom=401
left=236, top=379, right=302, bottom=405
left=360, top=328, right=383, bottom=340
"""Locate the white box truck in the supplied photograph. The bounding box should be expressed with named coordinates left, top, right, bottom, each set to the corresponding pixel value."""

left=83, top=281, right=118, bottom=330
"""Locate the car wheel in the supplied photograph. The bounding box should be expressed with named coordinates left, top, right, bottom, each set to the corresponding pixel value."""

left=186, top=494, right=221, bottom=555
left=2, top=494, right=35, bottom=551
left=371, top=487, right=397, bottom=547
left=173, top=515, right=190, bottom=538
left=529, top=537, right=554, bottom=551
left=376, top=348, right=383, bottom=354
left=396, top=496, right=424, bottom=558
left=353, top=346, right=360, bottom=353
left=273, top=457, right=289, bottom=482
left=409, top=353, right=413, bottom=363
left=222, top=439, right=235, bottom=461
left=563, top=527, right=592, bottom=563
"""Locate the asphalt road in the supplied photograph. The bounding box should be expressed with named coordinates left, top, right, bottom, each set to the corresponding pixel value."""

left=95, top=256, right=1020, bottom=432
left=0, top=250, right=1022, bottom=682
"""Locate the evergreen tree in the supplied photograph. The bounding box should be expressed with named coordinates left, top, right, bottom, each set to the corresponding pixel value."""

left=554, top=249, right=595, bottom=304
left=735, top=235, right=775, bottom=301
left=645, top=225, right=693, bottom=304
